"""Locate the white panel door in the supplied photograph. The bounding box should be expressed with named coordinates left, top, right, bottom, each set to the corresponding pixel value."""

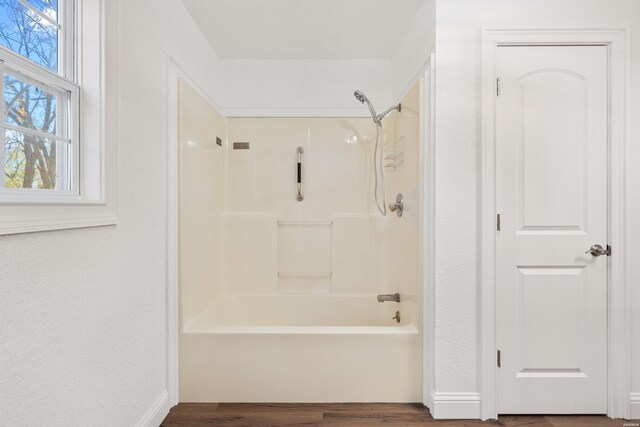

left=496, top=45, right=608, bottom=414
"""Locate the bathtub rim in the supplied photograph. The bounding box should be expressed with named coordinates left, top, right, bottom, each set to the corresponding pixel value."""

left=183, top=324, right=419, bottom=335
left=183, top=292, right=416, bottom=332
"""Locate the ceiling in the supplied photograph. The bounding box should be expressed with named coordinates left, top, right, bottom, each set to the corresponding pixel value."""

left=181, top=0, right=423, bottom=60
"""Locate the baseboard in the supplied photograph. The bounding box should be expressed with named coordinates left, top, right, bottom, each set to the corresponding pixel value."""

left=631, top=393, right=640, bottom=419
left=423, top=390, right=434, bottom=412
left=431, top=392, right=482, bottom=419
left=137, top=390, right=170, bottom=427
left=430, top=391, right=640, bottom=420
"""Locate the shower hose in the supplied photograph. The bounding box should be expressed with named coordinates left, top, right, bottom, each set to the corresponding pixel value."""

left=374, top=122, right=387, bottom=216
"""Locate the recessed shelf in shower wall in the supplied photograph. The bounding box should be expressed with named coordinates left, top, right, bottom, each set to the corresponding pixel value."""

left=278, top=221, right=332, bottom=294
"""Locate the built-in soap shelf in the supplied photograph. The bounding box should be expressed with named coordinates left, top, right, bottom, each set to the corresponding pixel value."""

left=277, top=220, right=333, bottom=294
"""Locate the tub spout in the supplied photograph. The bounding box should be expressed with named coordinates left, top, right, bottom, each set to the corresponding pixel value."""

left=377, top=293, right=400, bottom=303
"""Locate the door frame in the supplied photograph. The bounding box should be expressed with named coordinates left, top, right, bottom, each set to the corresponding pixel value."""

left=421, top=53, right=436, bottom=411
left=480, top=28, right=631, bottom=420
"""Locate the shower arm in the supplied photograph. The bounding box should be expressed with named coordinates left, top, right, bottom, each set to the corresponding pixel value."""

left=375, top=103, right=401, bottom=124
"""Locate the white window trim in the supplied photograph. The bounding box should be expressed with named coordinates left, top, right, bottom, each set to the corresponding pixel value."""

left=0, top=0, right=118, bottom=235
left=0, top=48, right=81, bottom=199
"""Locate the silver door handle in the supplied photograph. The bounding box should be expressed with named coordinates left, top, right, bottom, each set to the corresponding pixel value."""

left=585, top=244, right=611, bottom=257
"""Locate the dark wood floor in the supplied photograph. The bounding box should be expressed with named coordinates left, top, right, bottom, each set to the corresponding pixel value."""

left=161, top=403, right=637, bottom=426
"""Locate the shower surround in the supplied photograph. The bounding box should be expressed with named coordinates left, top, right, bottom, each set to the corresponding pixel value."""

left=179, top=79, right=424, bottom=402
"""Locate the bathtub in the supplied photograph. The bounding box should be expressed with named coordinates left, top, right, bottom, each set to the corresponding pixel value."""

left=179, top=294, right=421, bottom=402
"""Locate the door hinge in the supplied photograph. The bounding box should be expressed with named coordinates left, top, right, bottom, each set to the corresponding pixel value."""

left=497, top=350, right=501, bottom=367
left=496, top=77, right=501, bottom=96
left=497, top=214, right=501, bottom=231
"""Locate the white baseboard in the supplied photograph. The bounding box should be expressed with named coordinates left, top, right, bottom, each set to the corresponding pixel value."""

left=631, top=393, right=640, bottom=420
left=423, top=390, right=434, bottom=412
left=431, top=392, right=481, bottom=419
left=137, top=390, right=171, bottom=427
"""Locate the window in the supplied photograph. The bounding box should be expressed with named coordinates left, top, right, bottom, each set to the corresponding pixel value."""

left=0, top=0, right=79, bottom=194
left=0, top=0, right=118, bottom=234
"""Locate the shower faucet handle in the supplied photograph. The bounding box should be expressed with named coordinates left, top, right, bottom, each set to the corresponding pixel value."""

left=389, top=193, right=403, bottom=217
left=392, top=311, right=401, bottom=323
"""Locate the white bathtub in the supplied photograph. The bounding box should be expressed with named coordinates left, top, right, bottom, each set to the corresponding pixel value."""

left=179, top=294, right=421, bottom=402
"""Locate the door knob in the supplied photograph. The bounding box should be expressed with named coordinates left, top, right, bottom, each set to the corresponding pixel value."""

left=585, top=244, right=611, bottom=257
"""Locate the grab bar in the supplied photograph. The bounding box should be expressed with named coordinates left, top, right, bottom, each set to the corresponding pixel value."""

left=296, top=147, right=304, bottom=201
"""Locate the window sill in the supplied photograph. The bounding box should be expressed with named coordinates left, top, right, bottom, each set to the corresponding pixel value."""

left=0, top=213, right=119, bottom=235
left=0, top=193, right=105, bottom=205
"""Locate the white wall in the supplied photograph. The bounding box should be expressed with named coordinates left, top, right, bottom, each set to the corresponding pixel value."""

left=0, top=0, right=222, bottom=425
left=217, top=59, right=392, bottom=117
left=161, top=1, right=424, bottom=117
left=391, top=0, right=436, bottom=102
left=149, top=0, right=224, bottom=110
left=433, top=0, right=640, bottom=411
left=157, top=2, right=394, bottom=119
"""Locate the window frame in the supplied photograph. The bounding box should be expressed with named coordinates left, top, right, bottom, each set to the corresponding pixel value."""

left=0, top=0, right=118, bottom=234
left=0, top=45, right=81, bottom=200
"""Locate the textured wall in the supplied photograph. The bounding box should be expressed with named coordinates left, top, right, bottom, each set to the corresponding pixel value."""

left=434, top=0, right=640, bottom=398
left=0, top=0, right=222, bottom=425
left=391, top=0, right=436, bottom=102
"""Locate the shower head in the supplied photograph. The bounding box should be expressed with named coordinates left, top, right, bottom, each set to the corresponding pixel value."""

left=353, top=90, right=379, bottom=124
left=354, top=90, right=368, bottom=104
left=353, top=90, right=400, bottom=125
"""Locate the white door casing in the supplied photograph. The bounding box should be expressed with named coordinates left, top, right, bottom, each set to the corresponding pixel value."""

left=481, top=28, right=630, bottom=421
left=495, top=45, right=608, bottom=413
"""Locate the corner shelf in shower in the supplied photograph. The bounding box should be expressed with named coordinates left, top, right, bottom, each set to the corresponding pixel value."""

left=383, top=108, right=406, bottom=172
left=384, top=133, right=406, bottom=171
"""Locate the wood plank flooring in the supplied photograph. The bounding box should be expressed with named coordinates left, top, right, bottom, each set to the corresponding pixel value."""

left=161, top=403, right=636, bottom=427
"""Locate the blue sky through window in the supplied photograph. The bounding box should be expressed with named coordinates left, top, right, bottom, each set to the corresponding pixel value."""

left=0, top=0, right=58, bottom=73
left=24, top=0, right=58, bottom=22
